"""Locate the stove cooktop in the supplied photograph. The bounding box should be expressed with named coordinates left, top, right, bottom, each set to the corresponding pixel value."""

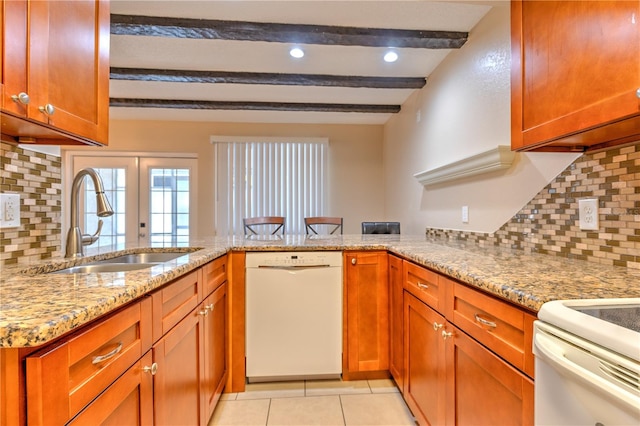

left=574, top=305, right=640, bottom=333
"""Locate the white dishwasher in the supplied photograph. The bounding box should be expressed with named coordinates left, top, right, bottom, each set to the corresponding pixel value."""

left=245, top=251, right=343, bottom=382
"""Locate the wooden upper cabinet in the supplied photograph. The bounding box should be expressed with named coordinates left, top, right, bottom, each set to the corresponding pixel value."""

left=511, top=0, right=640, bottom=152
left=0, top=0, right=109, bottom=146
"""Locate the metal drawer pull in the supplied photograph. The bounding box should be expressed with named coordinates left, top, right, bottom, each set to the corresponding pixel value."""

left=143, top=362, right=158, bottom=375
left=206, top=304, right=214, bottom=311
left=433, top=322, right=443, bottom=331
left=92, top=342, right=123, bottom=365
left=474, top=314, right=497, bottom=329
left=198, top=309, right=209, bottom=316
left=442, top=330, right=454, bottom=340
left=417, top=282, right=429, bottom=290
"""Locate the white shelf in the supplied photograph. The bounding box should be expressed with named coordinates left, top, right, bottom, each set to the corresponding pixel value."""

left=414, top=145, right=515, bottom=187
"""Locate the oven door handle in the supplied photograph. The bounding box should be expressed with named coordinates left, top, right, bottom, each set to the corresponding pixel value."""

left=534, top=332, right=640, bottom=412
left=257, top=265, right=332, bottom=271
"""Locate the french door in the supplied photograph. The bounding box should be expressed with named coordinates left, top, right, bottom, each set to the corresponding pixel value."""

left=71, top=155, right=197, bottom=248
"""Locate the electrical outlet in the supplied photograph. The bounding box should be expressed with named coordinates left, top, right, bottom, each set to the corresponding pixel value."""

left=462, top=205, right=469, bottom=223
left=0, top=193, right=21, bottom=228
left=578, top=198, right=599, bottom=231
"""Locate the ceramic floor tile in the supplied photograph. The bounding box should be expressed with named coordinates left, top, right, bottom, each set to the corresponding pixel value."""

left=220, top=392, right=238, bottom=401
left=208, top=399, right=270, bottom=426
left=267, top=395, right=345, bottom=426
left=236, top=381, right=306, bottom=400
left=340, top=393, right=415, bottom=426
left=367, top=378, right=401, bottom=394
left=305, top=379, right=371, bottom=396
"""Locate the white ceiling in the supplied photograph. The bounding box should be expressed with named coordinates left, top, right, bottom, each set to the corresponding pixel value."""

left=109, top=1, right=493, bottom=125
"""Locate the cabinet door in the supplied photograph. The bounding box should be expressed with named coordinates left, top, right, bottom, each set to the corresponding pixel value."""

left=511, top=0, right=640, bottom=151
left=344, top=251, right=389, bottom=377
left=388, top=254, right=404, bottom=388
left=67, top=351, right=154, bottom=426
left=153, top=307, right=205, bottom=426
left=444, top=324, right=534, bottom=426
left=202, top=283, right=227, bottom=421
left=1, top=0, right=28, bottom=116
left=27, top=0, right=109, bottom=144
left=403, top=292, right=446, bottom=426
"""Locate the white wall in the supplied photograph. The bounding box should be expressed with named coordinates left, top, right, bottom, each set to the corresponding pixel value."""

left=383, top=4, right=580, bottom=234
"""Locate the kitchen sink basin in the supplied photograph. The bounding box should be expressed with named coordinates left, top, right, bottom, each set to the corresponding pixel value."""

left=95, top=252, right=190, bottom=264
left=51, top=263, right=156, bottom=274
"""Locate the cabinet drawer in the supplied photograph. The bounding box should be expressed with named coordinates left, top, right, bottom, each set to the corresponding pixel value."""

left=26, top=298, right=152, bottom=425
left=203, top=255, right=228, bottom=296
left=152, top=269, right=201, bottom=341
left=403, top=261, right=446, bottom=311
left=446, top=282, right=535, bottom=377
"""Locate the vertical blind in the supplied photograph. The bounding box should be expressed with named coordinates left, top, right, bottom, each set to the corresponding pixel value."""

left=214, top=138, right=328, bottom=236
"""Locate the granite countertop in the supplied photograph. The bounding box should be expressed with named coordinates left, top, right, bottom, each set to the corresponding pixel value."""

left=1, top=234, right=639, bottom=349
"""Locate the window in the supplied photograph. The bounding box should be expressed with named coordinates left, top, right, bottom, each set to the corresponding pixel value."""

left=213, top=137, right=328, bottom=236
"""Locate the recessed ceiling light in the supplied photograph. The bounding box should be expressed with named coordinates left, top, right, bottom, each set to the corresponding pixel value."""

left=290, top=47, right=304, bottom=59
left=384, top=51, right=398, bottom=63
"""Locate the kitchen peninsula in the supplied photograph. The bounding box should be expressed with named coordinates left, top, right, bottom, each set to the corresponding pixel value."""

left=1, top=234, right=639, bottom=425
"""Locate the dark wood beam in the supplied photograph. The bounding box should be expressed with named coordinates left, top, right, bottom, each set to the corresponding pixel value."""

left=110, top=14, right=467, bottom=49
left=109, top=98, right=401, bottom=113
left=110, top=67, right=426, bottom=89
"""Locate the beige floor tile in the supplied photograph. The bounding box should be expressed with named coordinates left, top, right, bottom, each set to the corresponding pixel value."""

left=208, top=399, right=270, bottom=426
left=220, top=392, right=238, bottom=401
left=367, top=379, right=400, bottom=394
left=340, top=393, right=415, bottom=426
left=236, top=381, right=305, bottom=400
left=306, top=379, right=371, bottom=396
left=267, top=395, right=345, bottom=426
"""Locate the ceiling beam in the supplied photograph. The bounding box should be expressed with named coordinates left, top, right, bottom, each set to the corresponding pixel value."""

left=109, top=98, right=401, bottom=113
left=110, top=67, right=427, bottom=89
left=110, top=14, right=468, bottom=49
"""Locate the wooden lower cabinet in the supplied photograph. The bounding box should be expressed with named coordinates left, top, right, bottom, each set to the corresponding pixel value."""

left=153, top=305, right=204, bottom=426
left=445, top=326, right=534, bottom=426
left=403, top=292, right=446, bottom=426
left=343, top=251, right=389, bottom=379
left=388, top=254, right=404, bottom=388
left=202, top=283, right=228, bottom=419
left=68, top=351, right=154, bottom=425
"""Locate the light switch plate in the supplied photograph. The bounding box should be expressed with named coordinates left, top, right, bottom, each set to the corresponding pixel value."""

left=578, top=198, right=599, bottom=231
left=0, top=193, right=21, bottom=228
left=462, top=205, right=469, bottom=223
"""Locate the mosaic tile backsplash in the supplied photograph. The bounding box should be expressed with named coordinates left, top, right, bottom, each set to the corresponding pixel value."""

left=427, top=142, right=640, bottom=269
left=0, top=142, right=62, bottom=266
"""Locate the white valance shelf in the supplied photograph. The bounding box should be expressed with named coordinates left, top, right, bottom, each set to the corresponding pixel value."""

left=414, top=145, right=515, bottom=187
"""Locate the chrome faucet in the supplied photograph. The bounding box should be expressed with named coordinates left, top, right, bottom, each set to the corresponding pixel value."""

left=65, top=168, right=114, bottom=258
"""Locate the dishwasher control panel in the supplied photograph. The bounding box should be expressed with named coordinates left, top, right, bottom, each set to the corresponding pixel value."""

left=246, top=251, right=343, bottom=268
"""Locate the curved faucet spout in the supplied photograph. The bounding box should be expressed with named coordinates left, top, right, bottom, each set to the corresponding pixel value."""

left=65, top=168, right=114, bottom=258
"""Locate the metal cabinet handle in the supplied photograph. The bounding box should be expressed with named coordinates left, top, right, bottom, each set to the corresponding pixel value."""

left=351, top=258, right=356, bottom=265
left=417, top=282, right=429, bottom=290
left=198, top=309, right=209, bottom=316
left=433, top=322, right=443, bottom=331
left=11, top=92, right=30, bottom=105
left=38, top=103, right=55, bottom=116
left=442, top=330, right=454, bottom=340
left=143, top=362, right=158, bottom=375
left=636, top=88, right=640, bottom=99
left=92, top=342, right=123, bottom=364
left=474, top=314, right=497, bottom=329
left=206, top=303, right=214, bottom=312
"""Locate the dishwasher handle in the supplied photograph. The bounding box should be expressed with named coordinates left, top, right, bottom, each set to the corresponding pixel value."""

left=257, top=264, right=333, bottom=271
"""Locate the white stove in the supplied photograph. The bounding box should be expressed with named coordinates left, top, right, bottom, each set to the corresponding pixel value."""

left=533, top=298, right=640, bottom=425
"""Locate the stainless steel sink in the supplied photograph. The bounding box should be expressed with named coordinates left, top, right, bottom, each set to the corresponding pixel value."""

left=51, top=263, right=156, bottom=274
left=94, top=252, right=190, bottom=264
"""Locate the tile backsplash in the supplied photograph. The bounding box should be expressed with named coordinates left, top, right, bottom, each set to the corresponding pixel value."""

left=0, top=142, right=62, bottom=266
left=427, top=142, right=640, bottom=269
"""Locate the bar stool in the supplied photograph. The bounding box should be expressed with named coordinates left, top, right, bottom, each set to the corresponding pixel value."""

left=243, top=216, right=285, bottom=235
left=361, top=221, right=400, bottom=234
left=304, top=217, right=343, bottom=235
